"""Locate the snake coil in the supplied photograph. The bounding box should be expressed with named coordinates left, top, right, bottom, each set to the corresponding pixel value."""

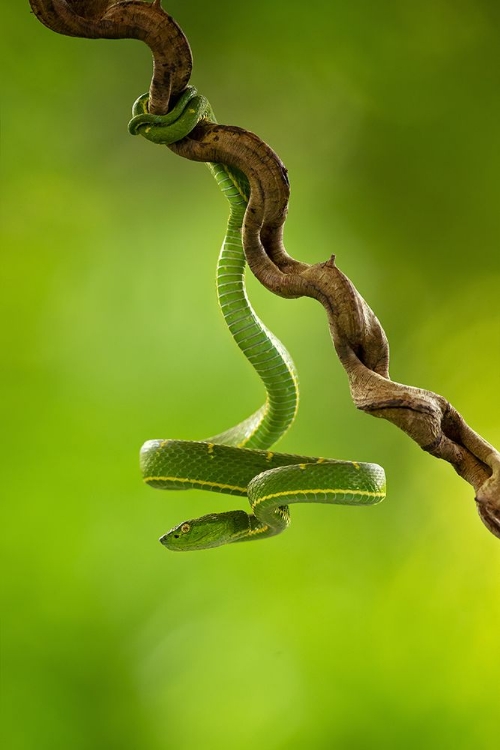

left=130, top=87, right=386, bottom=551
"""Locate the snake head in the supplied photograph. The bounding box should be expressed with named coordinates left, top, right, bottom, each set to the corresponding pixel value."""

left=28, top=0, right=192, bottom=114
left=160, top=510, right=251, bottom=551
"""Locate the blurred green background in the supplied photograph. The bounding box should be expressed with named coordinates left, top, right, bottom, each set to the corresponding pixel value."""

left=2, top=2, right=499, bottom=748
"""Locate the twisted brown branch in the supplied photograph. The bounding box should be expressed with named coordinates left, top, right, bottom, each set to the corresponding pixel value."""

left=29, top=1, right=500, bottom=538
left=29, top=0, right=191, bottom=112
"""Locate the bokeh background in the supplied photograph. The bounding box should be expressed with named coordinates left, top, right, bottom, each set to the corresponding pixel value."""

left=3, top=2, right=499, bottom=748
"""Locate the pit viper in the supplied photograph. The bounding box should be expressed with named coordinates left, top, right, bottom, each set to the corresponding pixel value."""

left=129, top=86, right=386, bottom=551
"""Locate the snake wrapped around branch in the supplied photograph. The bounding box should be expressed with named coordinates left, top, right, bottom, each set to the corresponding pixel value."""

left=29, top=0, right=500, bottom=539
left=130, top=87, right=386, bottom=550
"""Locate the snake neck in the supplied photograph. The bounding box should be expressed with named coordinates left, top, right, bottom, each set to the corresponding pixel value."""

left=205, top=162, right=299, bottom=450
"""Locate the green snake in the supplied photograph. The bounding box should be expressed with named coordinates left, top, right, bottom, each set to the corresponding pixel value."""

left=129, top=87, right=386, bottom=551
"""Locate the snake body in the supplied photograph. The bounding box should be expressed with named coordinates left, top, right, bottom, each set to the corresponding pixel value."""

left=131, top=87, right=386, bottom=551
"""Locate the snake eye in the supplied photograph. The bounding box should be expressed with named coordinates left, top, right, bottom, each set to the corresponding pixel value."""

left=181, top=523, right=191, bottom=534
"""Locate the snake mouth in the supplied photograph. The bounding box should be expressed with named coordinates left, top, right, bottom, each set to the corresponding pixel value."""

left=159, top=524, right=206, bottom=551
left=159, top=531, right=207, bottom=552
left=159, top=530, right=185, bottom=551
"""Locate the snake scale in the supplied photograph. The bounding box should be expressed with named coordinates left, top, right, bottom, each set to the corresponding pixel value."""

left=129, top=87, right=386, bottom=551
